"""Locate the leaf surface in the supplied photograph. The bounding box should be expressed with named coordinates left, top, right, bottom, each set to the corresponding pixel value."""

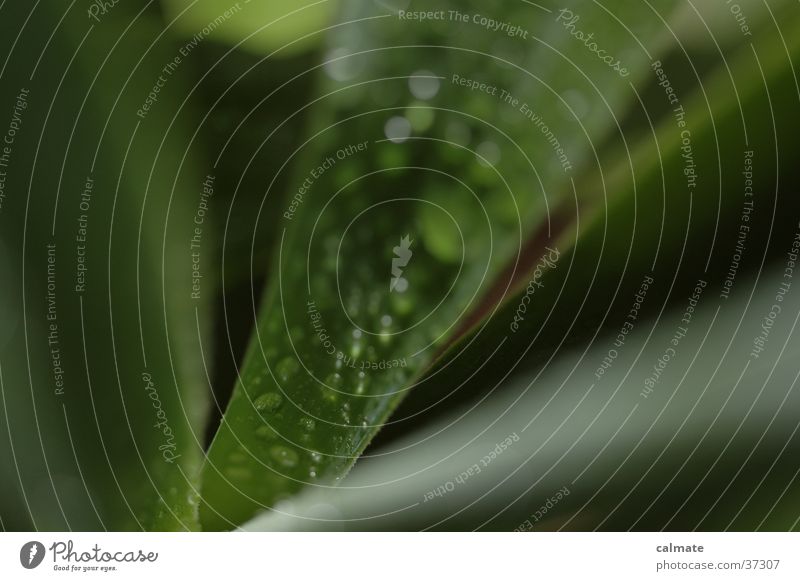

left=200, top=0, right=685, bottom=529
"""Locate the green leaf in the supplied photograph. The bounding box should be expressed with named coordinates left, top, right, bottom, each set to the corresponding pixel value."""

left=243, top=3, right=800, bottom=530
left=160, top=0, right=337, bottom=58
left=0, top=7, right=211, bottom=530
left=199, top=0, right=685, bottom=529
left=185, top=41, right=324, bottom=444
left=242, top=265, right=800, bottom=531
left=392, top=0, right=800, bottom=430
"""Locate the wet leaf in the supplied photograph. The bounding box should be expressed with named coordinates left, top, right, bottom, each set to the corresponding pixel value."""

left=199, top=0, right=686, bottom=529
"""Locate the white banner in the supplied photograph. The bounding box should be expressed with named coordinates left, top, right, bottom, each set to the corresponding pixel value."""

left=0, top=533, right=796, bottom=580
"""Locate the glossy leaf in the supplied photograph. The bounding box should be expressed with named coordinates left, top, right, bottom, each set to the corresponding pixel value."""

left=244, top=265, right=800, bottom=531
left=200, top=0, right=685, bottom=529
left=243, top=2, right=800, bottom=530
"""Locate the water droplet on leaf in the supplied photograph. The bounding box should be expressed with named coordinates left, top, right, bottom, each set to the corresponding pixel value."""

left=275, top=357, right=299, bottom=382
left=270, top=445, right=299, bottom=468
left=254, top=392, right=283, bottom=413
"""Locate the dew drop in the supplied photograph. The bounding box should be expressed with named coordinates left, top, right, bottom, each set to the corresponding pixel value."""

left=255, top=424, right=277, bottom=439
left=270, top=445, right=299, bottom=468
left=275, top=357, right=299, bottom=382
left=324, top=48, right=362, bottom=82
left=322, top=389, right=338, bottom=404
left=384, top=116, right=411, bottom=143
left=325, top=373, right=343, bottom=388
left=254, top=392, right=283, bottom=413
left=476, top=141, right=501, bottom=167
left=409, top=70, right=440, bottom=100
left=299, top=417, right=316, bottom=432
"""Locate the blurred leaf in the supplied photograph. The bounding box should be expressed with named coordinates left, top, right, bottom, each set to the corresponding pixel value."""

left=160, top=0, right=337, bottom=58
left=0, top=6, right=211, bottom=530
left=242, top=266, right=800, bottom=531
left=389, top=0, right=800, bottom=434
